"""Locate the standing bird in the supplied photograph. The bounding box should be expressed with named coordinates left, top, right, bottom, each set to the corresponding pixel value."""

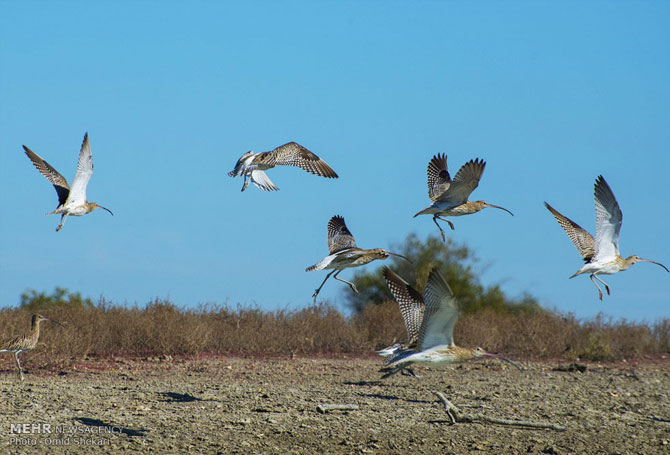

left=23, top=132, right=113, bottom=231
left=0, top=314, right=64, bottom=381
left=306, top=216, right=410, bottom=302
left=380, top=268, right=521, bottom=379
left=545, top=175, right=668, bottom=300
left=414, top=154, right=513, bottom=241
left=228, top=142, right=338, bottom=192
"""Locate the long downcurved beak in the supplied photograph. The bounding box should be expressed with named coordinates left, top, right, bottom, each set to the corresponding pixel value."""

left=485, top=203, right=514, bottom=216
left=388, top=252, right=413, bottom=264
left=45, top=318, right=66, bottom=328
left=639, top=258, right=669, bottom=272
left=484, top=352, right=523, bottom=371
left=99, top=205, right=114, bottom=216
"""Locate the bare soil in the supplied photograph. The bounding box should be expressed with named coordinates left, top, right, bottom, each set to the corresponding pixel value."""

left=1, top=356, right=669, bottom=454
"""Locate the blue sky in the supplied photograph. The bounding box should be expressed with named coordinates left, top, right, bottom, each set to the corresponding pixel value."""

left=1, top=1, right=668, bottom=322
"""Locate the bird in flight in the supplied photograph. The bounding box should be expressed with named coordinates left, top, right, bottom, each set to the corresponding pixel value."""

left=24, top=132, right=113, bottom=231
left=228, top=142, right=338, bottom=191
left=380, top=267, right=521, bottom=379
left=414, top=154, right=513, bottom=240
left=306, top=215, right=410, bottom=302
left=545, top=175, right=668, bottom=300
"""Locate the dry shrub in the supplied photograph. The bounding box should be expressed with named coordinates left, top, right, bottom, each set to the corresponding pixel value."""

left=1, top=299, right=668, bottom=372
left=352, top=300, right=406, bottom=351
left=653, top=319, right=670, bottom=353
left=455, top=310, right=577, bottom=359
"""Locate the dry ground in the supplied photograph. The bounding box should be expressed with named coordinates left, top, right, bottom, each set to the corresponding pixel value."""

left=0, top=356, right=669, bottom=454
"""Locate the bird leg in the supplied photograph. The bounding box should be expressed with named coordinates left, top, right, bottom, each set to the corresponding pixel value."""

left=241, top=175, right=249, bottom=192
left=312, top=270, right=336, bottom=302
left=589, top=274, right=609, bottom=300
left=400, top=367, right=420, bottom=378
left=55, top=213, right=69, bottom=232
left=379, top=366, right=404, bottom=379
left=14, top=352, right=24, bottom=381
left=333, top=270, right=358, bottom=294
left=593, top=274, right=611, bottom=296
left=379, top=362, right=414, bottom=379
left=432, top=215, right=454, bottom=242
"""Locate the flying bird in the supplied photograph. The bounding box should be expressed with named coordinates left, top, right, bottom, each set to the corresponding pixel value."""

left=306, top=216, right=410, bottom=302
left=414, top=154, right=513, bottom=241
left=24, top=132, right=113, bottom=231
left=545, top=175, right=668, bottom=300
left=228, top=142, right=338, bottom=191
left=380, top=267, right=521, bottom=379
left=0, top=314, right=64, bottom=381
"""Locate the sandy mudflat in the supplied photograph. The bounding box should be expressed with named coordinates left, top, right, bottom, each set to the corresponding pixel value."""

left=0, top=357, right=669, bottom=454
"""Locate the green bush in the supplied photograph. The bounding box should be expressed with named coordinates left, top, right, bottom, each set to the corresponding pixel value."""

left=20, top=287, right=95, bottom=311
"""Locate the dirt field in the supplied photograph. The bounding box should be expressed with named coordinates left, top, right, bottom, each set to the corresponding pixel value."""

left=0, top=356, right=669, bottom=454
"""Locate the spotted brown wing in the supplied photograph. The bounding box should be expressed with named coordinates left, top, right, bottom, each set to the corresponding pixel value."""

left=327, top=215, right=356, bottom=254
left=23, top=145, right=70, bottom=206
left=545, top=202, right=595, bottom=262
left=427, top=153, right=451, bottom=202
left=254, top=142, right=338, bottom=178
left=383, top=267, right=424, bottom=346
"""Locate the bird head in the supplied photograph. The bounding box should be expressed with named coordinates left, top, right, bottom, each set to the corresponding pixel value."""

left=33, top=314, right=65, bottom=328
left=228, top=151, right=255, bottom=176
left=626, top=256, right=669, bottom=272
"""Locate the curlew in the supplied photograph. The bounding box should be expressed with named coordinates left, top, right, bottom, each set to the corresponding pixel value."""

left=0, top=314, right=64, bottom=381
left=414, top=154, right=513, bottom=241
left=380, top=267, right=521, bottom=379
left=306, top=216, right=410, bottom=302
left=545, top=175, right=668, bottom=300
left=24, top=132, right=113, bottom=231
left=228, top=142, right=338, bottom=192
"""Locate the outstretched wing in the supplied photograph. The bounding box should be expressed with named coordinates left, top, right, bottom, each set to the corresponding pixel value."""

left=253, top=142, right=338, bottom=178
left=417, top=269, right=458, bottom=350
left=327, top=215, right=356, bottom=254
left=427, top=153, right=451, bottom=202
left=23, top=145, right=70, bottom=206
left=545, top=201, right=595, bottom=262
left=434, top=158, right=485, bottom=205
left=67, top=132, right=94, bottom=206
left=383, top=267, right=425, bottom=345
left=593, top=175, right=622, bottom=261
left=250, top=170, right=279, bottom=191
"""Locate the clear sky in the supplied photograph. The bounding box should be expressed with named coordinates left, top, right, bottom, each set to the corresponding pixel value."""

left=1, top=1, right=669, bottom=322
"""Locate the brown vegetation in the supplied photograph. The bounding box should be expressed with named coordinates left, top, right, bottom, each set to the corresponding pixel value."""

left=1, top=298, right=668, bottom=373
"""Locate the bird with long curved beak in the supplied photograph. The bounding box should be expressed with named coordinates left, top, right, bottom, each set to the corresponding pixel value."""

left=306, top=215, right=411, bottom=302
left=414, top=154, right=513, bottom=241
left=24, top=132, right=113, bottom=231
left=0, top=314, right=65, bottom=381
left=545, top=175, right=668, bottom=300
left=380, top=267, right=522, bottom=379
